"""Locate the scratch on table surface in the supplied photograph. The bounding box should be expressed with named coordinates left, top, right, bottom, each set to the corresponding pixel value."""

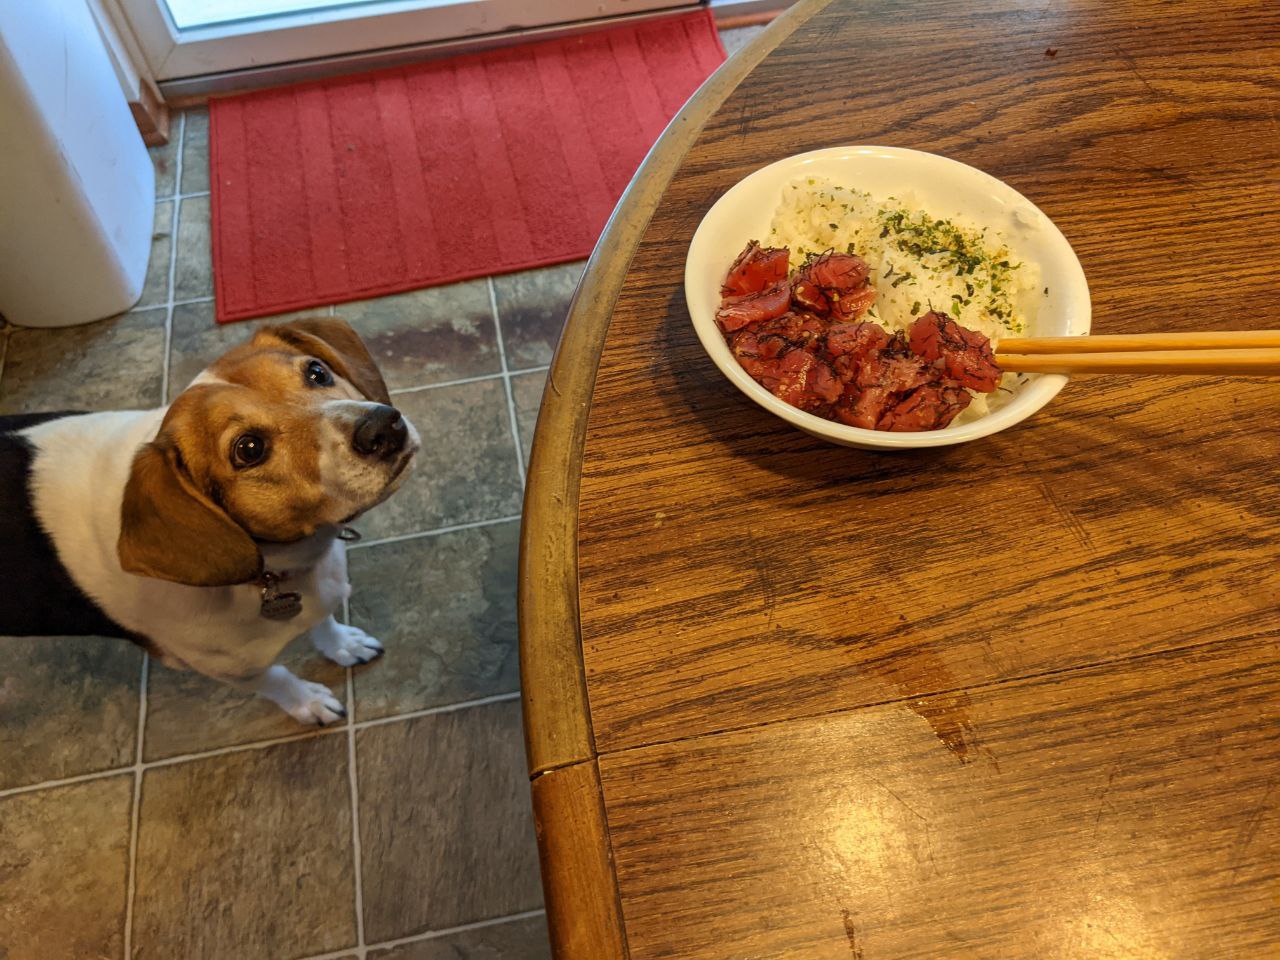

left=1114, top=147, right=1206, bottom=190
left=1092, top=766, right=1119, bottom=838
left=866, top=775, right=927, bottom=823
left=1112, top=44, right=1164, bottom=100
left=1038, top=478, right=1095, bottom=551
left=747, top=531, right=779, bottom=629
left=1231, top=780, right=1276, bottom=877
left=842, top=909, right=864, bottom=959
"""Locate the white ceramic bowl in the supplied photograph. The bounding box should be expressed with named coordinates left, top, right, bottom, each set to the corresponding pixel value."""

left=684, top=146, right=1091, bottom=449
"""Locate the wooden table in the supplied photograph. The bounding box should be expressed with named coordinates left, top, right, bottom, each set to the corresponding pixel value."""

left=519, top=1, right=1280, bottom=956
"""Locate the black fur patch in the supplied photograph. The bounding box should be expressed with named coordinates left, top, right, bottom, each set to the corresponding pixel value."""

left=0, top=413, right=141, bottom=640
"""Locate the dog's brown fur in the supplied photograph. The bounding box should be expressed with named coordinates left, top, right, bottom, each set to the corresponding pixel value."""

left=118, top=318, right=393, bottom=586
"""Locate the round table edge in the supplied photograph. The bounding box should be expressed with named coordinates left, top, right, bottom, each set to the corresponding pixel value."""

left=515, top=4, right=831, bottom=958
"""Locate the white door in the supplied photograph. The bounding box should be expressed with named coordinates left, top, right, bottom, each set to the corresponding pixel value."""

left=113, top=0, right=695, bottom=82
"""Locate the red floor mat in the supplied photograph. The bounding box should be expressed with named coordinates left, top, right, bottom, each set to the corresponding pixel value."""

left=209, top=10, right=725, bottom=323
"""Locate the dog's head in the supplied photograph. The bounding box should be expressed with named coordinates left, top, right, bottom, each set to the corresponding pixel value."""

left=117, top=318, right=419, bottom=586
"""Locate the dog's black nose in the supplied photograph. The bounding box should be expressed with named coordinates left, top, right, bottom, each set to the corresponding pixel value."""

left=353, top=404, right=407, bottom=458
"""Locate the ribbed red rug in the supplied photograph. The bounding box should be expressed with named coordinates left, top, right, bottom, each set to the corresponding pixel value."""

left=209, top=11, right=725, bottom=323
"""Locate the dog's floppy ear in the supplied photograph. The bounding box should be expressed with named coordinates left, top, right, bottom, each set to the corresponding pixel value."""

left=117, top=441, right=263, bottom=587
left=257, top=317, right=390, bottom=404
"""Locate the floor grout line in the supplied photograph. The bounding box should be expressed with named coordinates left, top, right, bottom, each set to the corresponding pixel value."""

left=154, top=189, right=210, bottom=203
left=143, top=690, right=520, bottom=767
left=159, top=112, right=187, bottom=406
left=512, top=363, right=550, bottom=378
left=353, top=691, right=521, bottom=731
left=298, top=908, right=548, bottom=960
left=171, top=295, right=214, bottom=308
left=487, top=277, right=527, bottom=484
left=2, top=690, right=525, bottom=799
left=124, top=112, right=185, bottom=958
left=143, top=726, right=341, bottom=771
left=342, top=595, right=368, bottom=958
left=0, top=764, right=132, bottom=800
left=389, top=370, right=506, bottom=397
left=346, top=514, right=522, bottom=551
left=121, top=654, right=151, bottom=960
left=388, top=364, right=548, bottom=399
left=166, top=294, right=338, bottom=318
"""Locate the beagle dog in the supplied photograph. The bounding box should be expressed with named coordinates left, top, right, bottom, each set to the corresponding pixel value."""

left=0, top=318, right=419, bottom=724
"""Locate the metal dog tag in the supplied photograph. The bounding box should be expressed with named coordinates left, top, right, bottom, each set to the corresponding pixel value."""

left=259, top=572, right=302, bottom=621
left=261, top=592, right=303, bottom=620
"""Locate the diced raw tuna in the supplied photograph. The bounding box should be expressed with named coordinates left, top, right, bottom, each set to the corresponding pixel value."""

left=729, top=329, right=767, bottom=378
left=877, top=381, right=973, bottom=431
left=722, top=241, right=791, bottom=296
left=855, top=341, right=932, bottom=392
left=730, top=314, right=821, bottom=378
left=828, top=285, right=878, bottom=322
left=753, top=311, right=828, bottom=351
left=826, top=321, right=890, bottom=360
left=757, top=349, right=842, bottom=411
left=791, top=279, right=830, bottom=315
left=796, top=252, right=875, bottom=321
left=834, top=385, right=891, bottom=429
left=834, top=345, right=933, bottom=428
left=717, top=247, right=1002, bottom=433
left=716, top=280, right=792, bottom=332
left=800, top=252, right=870, bottom=292
left=908, top=311, right=1002, bottom=392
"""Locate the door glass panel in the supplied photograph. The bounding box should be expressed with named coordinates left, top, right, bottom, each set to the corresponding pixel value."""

left=161, top=0, right=463, bottom=30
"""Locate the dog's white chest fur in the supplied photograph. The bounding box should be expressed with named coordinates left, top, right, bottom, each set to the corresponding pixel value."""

left=24, top=411, right=350, bottom=680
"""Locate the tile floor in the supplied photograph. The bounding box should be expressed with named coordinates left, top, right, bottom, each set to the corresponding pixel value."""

left=0, top=108, right=567, bottom=960
left=0, top=23, right=764, bottom=959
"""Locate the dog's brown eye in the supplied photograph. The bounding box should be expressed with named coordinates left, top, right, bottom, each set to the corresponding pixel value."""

left=305, top=359, right=334, bottom=387
left=231, top=433, right=269, bottom=468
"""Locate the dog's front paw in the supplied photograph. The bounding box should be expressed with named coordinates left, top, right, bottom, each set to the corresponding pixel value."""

left=282, top=680, right=348, bottom=726
left=244, top=665, right=347, bottom=726
left=314, top=622, right=385, bottom=667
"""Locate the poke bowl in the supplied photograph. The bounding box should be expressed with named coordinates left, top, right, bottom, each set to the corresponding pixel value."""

left=684, top=146, right=1092, bottom=449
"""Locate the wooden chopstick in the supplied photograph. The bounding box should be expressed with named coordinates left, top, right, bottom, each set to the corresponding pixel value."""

left=994, top=348, right=1280, bottom=375
left=996, top=331, right=1280, bottom=354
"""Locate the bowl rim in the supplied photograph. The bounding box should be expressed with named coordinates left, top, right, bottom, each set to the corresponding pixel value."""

left=684, top=145, right=1092, bottom=449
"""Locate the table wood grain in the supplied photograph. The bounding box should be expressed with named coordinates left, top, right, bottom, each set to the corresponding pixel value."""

left=520, top=0, right=1280, bottom=956
left=600, top=635, right=1280, bottom=959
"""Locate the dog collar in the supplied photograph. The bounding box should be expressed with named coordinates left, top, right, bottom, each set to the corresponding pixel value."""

left=256, top=525, right=362, bottom=620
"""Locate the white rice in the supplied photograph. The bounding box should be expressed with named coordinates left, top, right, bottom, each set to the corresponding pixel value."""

left=766, top=176, right=1043, bottom=421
